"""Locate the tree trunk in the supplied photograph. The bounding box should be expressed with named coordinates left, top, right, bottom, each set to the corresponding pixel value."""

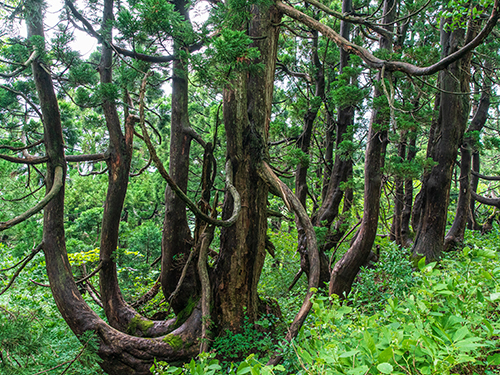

left=390, top=133, right=406, bottom=245
left=412, top=19, right=475, bottom=263
left=329, top=0, right=394, bottom=297
left=213, top=3, right=281, bottom=332
left=313, top=0, right=354, bottom=230
left=401, top=131, right=417, bottom=246
left=294, top=29, right=330, bottom=288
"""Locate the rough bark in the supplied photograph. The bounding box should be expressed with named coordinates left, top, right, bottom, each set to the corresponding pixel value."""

left=329, top=0, right=394, bottom=298
left=213, top=3, right=281, bottom=332
left=160, top=0, right=199, bottom=315
left=412, top=16, right=477, bottom=262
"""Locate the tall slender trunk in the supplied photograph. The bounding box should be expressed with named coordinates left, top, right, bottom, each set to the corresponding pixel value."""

left=294, top=30, right=329, bottom=286
left=329, top=0, right=394, bottom=297
left=445, top=61, right=491, bottom=248
left=313, top=0, right=354, bottom=230
left=412, top=18, right=475, bottom=262
left=401, top=131, right=417, bottom=246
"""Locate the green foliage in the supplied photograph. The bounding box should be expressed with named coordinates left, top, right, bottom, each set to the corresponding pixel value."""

left=212, top=316, right=276, bottom=360
left=151, top=352, right=285, bottom=375
left=289, top=243, right=500, bottom=375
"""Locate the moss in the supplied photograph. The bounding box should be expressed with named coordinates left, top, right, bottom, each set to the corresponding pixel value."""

left=127, top=315, right=154, bottom=335
left=163, top=334, right=183, bottom=350
left=173, top=296, right=199, bottom=329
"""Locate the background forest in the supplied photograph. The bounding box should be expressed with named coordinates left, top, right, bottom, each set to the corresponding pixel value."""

left=1, top=0, right=500, bottom=373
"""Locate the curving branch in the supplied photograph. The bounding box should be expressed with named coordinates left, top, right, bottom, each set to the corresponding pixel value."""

left=0, top=166, right=64, bottom=231
left=304, top=0, right=394, bottom=39
left=64, top=0, right=204, bottom=63
left=0, top=139, right=43, bottom=151
left=0, top=153, right=48, bottom=164
left=138, top=74, right=241, bottom=227
left=471, top=191, right=500, bottom=209
left=258, top=162, right=319, bottom=363
left=471, top=170, right=500, bottom=181
left=276, top=0, right=499, bottom=76
left=1, top=183, right=45, bottom=202
left=0, top=50, right=39, bottom=78
left=0, top=243, right=44, bottom=296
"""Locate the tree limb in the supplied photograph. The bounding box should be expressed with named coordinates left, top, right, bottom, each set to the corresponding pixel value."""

left=0, top=166, right=64, bottom=231
left=304, top=0, right=394, bottom=39
left=471, top=190, right=500, bottom=208
left=0, top=243, right=44, bottom=296
left=259, top=162, right=319, bottom=360
left=276, top=0, right=500, bottom=76
left=471, top=170, right=500, bottom=181
left=0, top=50, right=38, bottom=78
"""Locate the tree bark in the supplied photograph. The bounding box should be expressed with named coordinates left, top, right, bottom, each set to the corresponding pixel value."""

left=213, top=3, right=281, bottom=332
left=401, top=131, right=417, bottom=246
left=329, top=0, right=394, bottom=298
left=412, top=18, right=476, bottom=262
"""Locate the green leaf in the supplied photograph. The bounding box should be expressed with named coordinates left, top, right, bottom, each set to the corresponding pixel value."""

left=339, top=349, right=360, bottom=358
left=377, top=363, right=394, bottom=374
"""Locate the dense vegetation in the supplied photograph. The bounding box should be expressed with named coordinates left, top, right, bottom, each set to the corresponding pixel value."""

left=0, top=0, right=500, bottom=373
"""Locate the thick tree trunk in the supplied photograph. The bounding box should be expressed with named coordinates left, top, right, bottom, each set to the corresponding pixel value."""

left=412, top=21, right=475, bottom=262
left=329, top=0, right=394, bottom=298
left=213, top=4, right=281, bottom=332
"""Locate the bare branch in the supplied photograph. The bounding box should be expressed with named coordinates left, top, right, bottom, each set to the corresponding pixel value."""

left=304, top=0, right=394, bottom=39
left=259, top=162, right=319, bottom=361
left=66, top=153, right=108, bottom=162
left=0, top=153, right=48, bottom=164
left=0, top=139, right=43, bottom=151
left=471, top=190, right=500, bottom=208
left=75, top=261, right=103, bottom=284
left=0, top=166, right=64, bottom=231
